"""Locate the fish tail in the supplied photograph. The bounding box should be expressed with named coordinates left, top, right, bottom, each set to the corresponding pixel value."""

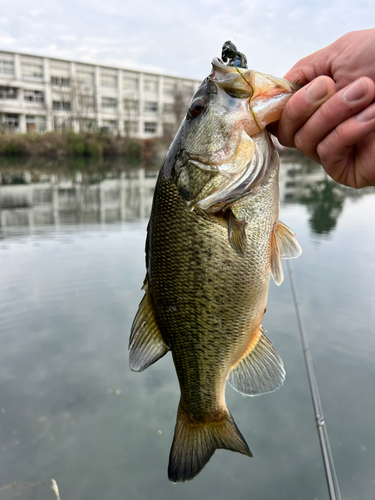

left=168, top=403, right=252, bottom=482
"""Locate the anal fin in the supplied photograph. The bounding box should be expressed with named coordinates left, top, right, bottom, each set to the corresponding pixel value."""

left=228, top=326, right=285, bottom=396
left=129, top=279, right=169, bottom=372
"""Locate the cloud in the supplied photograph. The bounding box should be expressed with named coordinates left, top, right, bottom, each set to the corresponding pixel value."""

left=29, top=9, right=45, bottom=16
left=0, top=36, right=16, bottom=46
left=1, top=0, right=374, bottom=80
left=57, top=35, right=77, bottom=42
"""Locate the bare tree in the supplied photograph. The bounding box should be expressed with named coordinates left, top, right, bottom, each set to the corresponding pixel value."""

left=162, top=81, right=193, bottom=143
left=47, top=78, right=96, bottom=131
left=123, top=93, right=139, bottom=138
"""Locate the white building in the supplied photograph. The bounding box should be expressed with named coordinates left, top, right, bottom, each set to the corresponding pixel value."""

left=0, top=50, right=201, bottom=138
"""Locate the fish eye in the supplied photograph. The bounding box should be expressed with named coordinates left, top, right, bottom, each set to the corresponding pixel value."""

left=189, top=99, right=206, bottom=119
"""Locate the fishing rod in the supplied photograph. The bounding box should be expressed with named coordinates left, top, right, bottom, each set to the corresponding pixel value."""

left=286, top=260, right=342, bottom=500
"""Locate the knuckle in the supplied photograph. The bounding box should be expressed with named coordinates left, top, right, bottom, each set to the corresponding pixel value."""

left=278, top=132, right=295, bottom=148
left=316, top=140, right=329, bottom=162
left=316, top=100, right=334, bottom=122
left=280, top=96, right=301, bottom=127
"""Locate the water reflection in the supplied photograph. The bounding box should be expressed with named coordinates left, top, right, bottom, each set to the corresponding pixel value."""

left=0, top=163, right=157, bottom=240
left=1, top=157, right=375, bottom=500
left=279, top=160, right=374, bottom=235
left=1, top=158, right=374, bottom=241
left=299, top=179, right=346, bottom=235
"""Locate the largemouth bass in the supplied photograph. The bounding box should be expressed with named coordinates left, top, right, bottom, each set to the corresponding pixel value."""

left=129, top=42, right=302, bottom=483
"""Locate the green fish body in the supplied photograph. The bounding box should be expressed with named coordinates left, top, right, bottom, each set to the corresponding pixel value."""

left=129, top=57, right=302, bottom=482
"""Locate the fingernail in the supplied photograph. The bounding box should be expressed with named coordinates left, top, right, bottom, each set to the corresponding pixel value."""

left=305, top=78, right=328, bottom=102
left=342, top=78, right=367, bottom=102
left=357, top=104, right=375, bottom=122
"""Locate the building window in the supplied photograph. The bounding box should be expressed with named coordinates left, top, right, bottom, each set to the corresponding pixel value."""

left=101, top=120, right=117, bottom=133
left=123, top=99, right=139, bottom=113
left=5, top=114, right=19, bottom=128
left=144, top=78, right=158, bottom=93
left=22, top=62, right=43, bottom=79
left=101, top=74, right=117, bottom=88
left=77, top=71, right=94, bottom=86
left=101, top=97, right=117, bottom=109
left=0, top=59, right=14, bottom=76
left=51, top=76, right=70, bottom=87
left=123, top=76, right=138, bottom=91
left=144, top=122, right=157, bottom=134
left=53, top=101, right=71, bottom=111
left=144, top=101, right=158, bottom=113
left=0, top=87, right=18, bottom=99
left=163, top=81, right=175, bottom=95
left=24, top=90, right=44, bottom=103
left=78, top=94, right=95, bottom=110
left=124, top=121, right=138, bottom=135
left=26, top=115, right=47, bottom=132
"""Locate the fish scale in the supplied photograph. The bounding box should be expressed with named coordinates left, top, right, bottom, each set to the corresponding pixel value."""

left=149, top=172, right=277, bottom=416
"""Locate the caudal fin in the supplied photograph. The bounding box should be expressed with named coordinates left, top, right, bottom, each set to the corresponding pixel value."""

left=168, top=403, right=252, bottom=482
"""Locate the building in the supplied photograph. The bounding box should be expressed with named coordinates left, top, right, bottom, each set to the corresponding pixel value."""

left=0, top=50, right=201, bottom=137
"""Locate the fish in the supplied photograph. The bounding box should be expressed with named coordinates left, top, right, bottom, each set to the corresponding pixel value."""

left=129, top=43, right=302, bottom=483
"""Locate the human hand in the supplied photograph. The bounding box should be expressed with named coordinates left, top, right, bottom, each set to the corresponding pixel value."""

left=269, top=29, right=375, bottom=188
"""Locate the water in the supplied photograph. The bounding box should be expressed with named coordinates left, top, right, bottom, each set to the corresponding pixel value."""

left=0, top=159, right=374, bottom=500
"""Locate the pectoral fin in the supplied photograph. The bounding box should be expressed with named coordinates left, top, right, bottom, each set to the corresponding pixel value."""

left=276, top=221, right=302, bottom=259
left=270, top=221, right=302, bottom=285
left=129, top=279, right=169, bottom=372
left=270, top=226, right=283, bottom=285
left=228, top=326, right=285, bottom=396
left=228, top=211, right=247, bottom=257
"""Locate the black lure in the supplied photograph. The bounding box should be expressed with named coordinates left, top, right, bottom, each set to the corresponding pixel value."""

left=221, top=40, right=248, bottom=69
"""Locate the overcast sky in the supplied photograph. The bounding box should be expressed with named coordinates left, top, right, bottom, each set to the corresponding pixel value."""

left=1, top=0, right=374, bottom=80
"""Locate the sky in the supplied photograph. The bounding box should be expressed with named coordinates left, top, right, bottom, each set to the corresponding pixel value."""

left=0, top=0, right=374, bottom=80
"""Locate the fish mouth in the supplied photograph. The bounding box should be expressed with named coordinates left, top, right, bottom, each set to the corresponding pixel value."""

left=210, top=57, right=300, bottom=97
left=210, top=57, right=255, bottom=99
left=176, top=57, right=298, bottom=214
left=211, top=57, right=240, bottom=72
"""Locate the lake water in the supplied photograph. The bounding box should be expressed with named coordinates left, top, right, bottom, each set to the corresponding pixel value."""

left=0, top=158, right=374, bottom=500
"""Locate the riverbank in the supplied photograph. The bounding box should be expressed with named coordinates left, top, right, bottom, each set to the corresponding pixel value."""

left=0, top=130, right=306, bottom=168
left=0, top=131, right=167, bottom=164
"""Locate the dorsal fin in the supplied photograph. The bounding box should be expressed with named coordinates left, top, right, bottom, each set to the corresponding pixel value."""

left=129, top=279, right=169, bottom=372
left=228, top=325, right=285, bottom=396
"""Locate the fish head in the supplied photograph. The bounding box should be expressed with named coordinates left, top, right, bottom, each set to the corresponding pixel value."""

left=172, top=57, right=299, bottom=213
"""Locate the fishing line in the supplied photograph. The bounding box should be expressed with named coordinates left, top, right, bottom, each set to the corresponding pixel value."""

left=286, top=260, right=342, bottom=500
